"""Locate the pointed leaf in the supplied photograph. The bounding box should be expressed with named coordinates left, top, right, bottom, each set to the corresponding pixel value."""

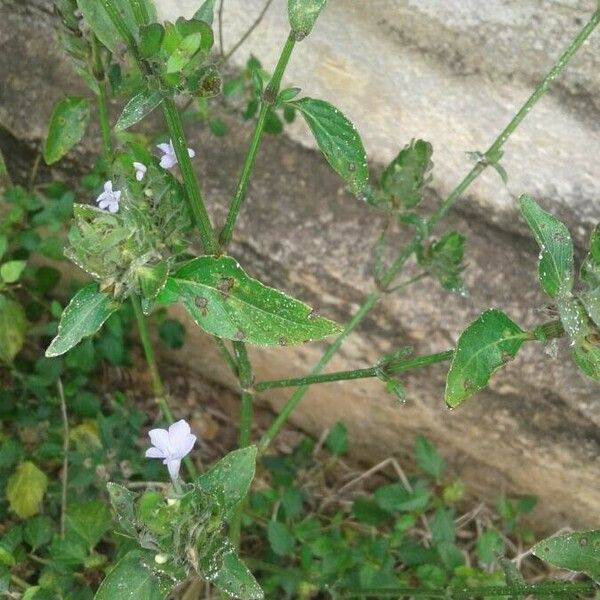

left=445, top=309, right=527, bottom=407
left=46, top=284, right=119, bottom=357
left=65, top=501, right=111, bottom=550
left=157, top=256, right=341, bottom=345
left=116, top=89, right=164, bottom=131
left=288, top=0, right=327, bottom=38
left=94, top=550, right=173, bottom=599
left=193, top=0, right=217, bottom=25
left=140, top=23, right=165, bottom=58
left=6, top=462, right=48, bottom=519
left=532, top=530, right=600, bottom=581
left=107, top=482, right=137, bottom=537
left=43, top=97, right=90, bottom=165
left=197, top=447, right=257, bottom=515
left=413, top=435, right=444, bottom=480
left=0, top=295, right=26, bottom=363
left=0, top=260, right=27, bottom=283
left=519, top=195, right=574, bottom=298
left=76, top=0, right=138, bottom=53
left=292, top=98, right=368, bottom=196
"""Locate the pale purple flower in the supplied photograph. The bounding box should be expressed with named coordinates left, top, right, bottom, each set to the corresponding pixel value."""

left=157, top=139, right=195, bottom=170
left=96, top=180, right=121, bottom=213
left=145, top=419, right=196, bottom=481
left=133, top=161, right=147, bottom=181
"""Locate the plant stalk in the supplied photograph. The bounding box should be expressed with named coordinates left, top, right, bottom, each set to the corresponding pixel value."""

left=129, top=0, right=150, bottom=26
left=90, top=34, right=113, bottom=161
left=219, top=32, right=296, bottom=247
left=258, top=10, right=600, bottom=453
left=162, top=98, right=220, bottom=254
left=131, top=297, right=198, bottom=479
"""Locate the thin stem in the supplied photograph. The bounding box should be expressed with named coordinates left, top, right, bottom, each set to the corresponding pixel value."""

left=162, top=98, right=219, bottom=254
left=218, top=0, right=225, bottom=57
left=213, top=336, right=239, bottom=376
left=219, top=32, right=296, bottom=247
left=220, top=0, right=275, bottom=65
left=131, top=296, right=198, bottom=479
left=258, top=11, right=600, bottom=452
left=230, top=340, right=254, bottom=547
left=255, top=350, right=454, bottom=391
left=91, top=34, right=113, bottom=161
left=57, top=379, right=69, bottom=540
left=99, top=0, right=140, bottom=60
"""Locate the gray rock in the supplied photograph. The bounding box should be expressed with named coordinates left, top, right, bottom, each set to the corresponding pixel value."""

left=1, top=0, right=598, bottom=531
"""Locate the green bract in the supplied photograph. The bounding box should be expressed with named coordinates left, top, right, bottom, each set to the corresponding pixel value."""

left=43, top=96, right=90, bottom=165
left=292, top=98, right=369, bottom=196
left=157, top=255, right=342, bottom=346
left=445, top=309, right=528, bottom=407
left=381, top=139, right=433, bottom=210
left=288, top=0, right=327, bottom=39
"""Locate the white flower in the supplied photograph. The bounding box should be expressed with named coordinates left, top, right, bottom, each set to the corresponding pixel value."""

left=96, top=180, right=121, bottom=213
left=157, top=139, right=195, bottom=170
left=145, top=419, right=196, bottom=481
left=133, top=161, right=147, bottom=181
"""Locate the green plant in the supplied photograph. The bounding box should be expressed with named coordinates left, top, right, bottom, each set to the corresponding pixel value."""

left=1, top=0, right=599, bottom=598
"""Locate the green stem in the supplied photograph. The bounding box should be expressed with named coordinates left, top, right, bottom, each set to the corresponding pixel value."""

left=255, top=350, right=454, bottom=391
left=219, top=32, right=296, bottom=247
left=99, top=0, right=140, bottom=60
left=162, top=98, right=219, bottom=254
left=258, top=10, right=600, bottom=452
left=230, top=340, right=254, bottom=547
left=213, top=336, right=239, bottom=376
left=131, top=297, right=198, bottom=479
left=90, top=34, right=113, bottom=160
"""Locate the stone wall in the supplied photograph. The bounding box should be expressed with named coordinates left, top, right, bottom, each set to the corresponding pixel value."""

left=1, top=0, right=599, bottom=531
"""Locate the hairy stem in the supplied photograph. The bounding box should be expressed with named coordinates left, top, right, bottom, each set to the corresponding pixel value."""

left=255, top=350, right=454, bottom=391
left=258, top=10, right=600, bottom=452
left=57, top=379, right=69, bottom=540
left=162, top=99, right=220, bottom=254
left=131, top=297, right=198, bottom=479
left=90, top=34, right=113, bottom=160
left=219, top=32, right=296, bottom=247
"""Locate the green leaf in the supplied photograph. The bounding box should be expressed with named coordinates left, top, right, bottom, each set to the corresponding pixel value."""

left=519, top=195, right=574, bottom=298
left=476, top=528, right=504, bottom=565
left=0, top=295, right=26, bottom=363
left=374, top=482, right=431, bottom=513
left=352, top=497, right=391, bottom=525
left=324, top=422, right=348, bottom=455
left=413, top=435, right=444, bottom=480
left=197, top=446, right=257, bottom=516
left=46, top=284, right=119, bottom=357
left=445, top=309, right=527, bottom=407
left=139, top=23, right=165, bottom=58
left=0, top=260, right=27, bottom=283
left=65, top=501, right=111, bottom=550
left=115, top=89, right=164, bottom=131
left=532, top=530, right=600, bottom=581
left=157, top=256, right=341, bottom=346
left=292, top=98, right=368, bottom=195
left=200, top=539, right=264, bottom=599
left=0, top=235, right=8, bottom=262
left=94, top=550, right=172, bottom=599
left=288, top=0, right=327, bottom=38
left=23, top=516, right=53, bottom=550
left=268, top=521, right=296, bottom=556
left=76, top=0, right=138, bottom=53
left=381, top=139, right=433, bottom=209
left=580, top=287, right=600, bottom=330
left=43, top=96, right=90, bottom=165
left=138, top=261, right=168, bottom=302
left=6, top=462, right=48, bottom=519
left=430, top=507, right=455, bottom=545
left=107, top=483, right=137, bottom=536
left=193, top=0, right=217, bottom=25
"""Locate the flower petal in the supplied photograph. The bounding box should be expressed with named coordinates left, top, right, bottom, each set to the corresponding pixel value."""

left=168, top=419, right=190, bottom=440
left=103, top=180, right=113, bottom=194
left=160, top=155, right=177, bottom=169
left=187, top=148, right=196, bottom=158
left=157, top=143, right=172, bottom=154
left=98, top=199, right=110, bottom=209
left=108, top=202, right=119, bottom=213
left=148, top=428, right=170, bottom=452
left=145, top=447, right=165, bottom=459
left=166, top=458, right=182, bottom=481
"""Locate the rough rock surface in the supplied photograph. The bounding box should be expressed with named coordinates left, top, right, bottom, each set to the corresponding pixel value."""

left=1, top=0, right=599, bottom=531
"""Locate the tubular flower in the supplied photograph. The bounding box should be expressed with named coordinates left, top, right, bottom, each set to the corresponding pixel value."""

left=145, top=419, right=196, bottom=481
left=95, top=180, right=121, bottom=213
left=157, top=139, right=195, bottom=170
